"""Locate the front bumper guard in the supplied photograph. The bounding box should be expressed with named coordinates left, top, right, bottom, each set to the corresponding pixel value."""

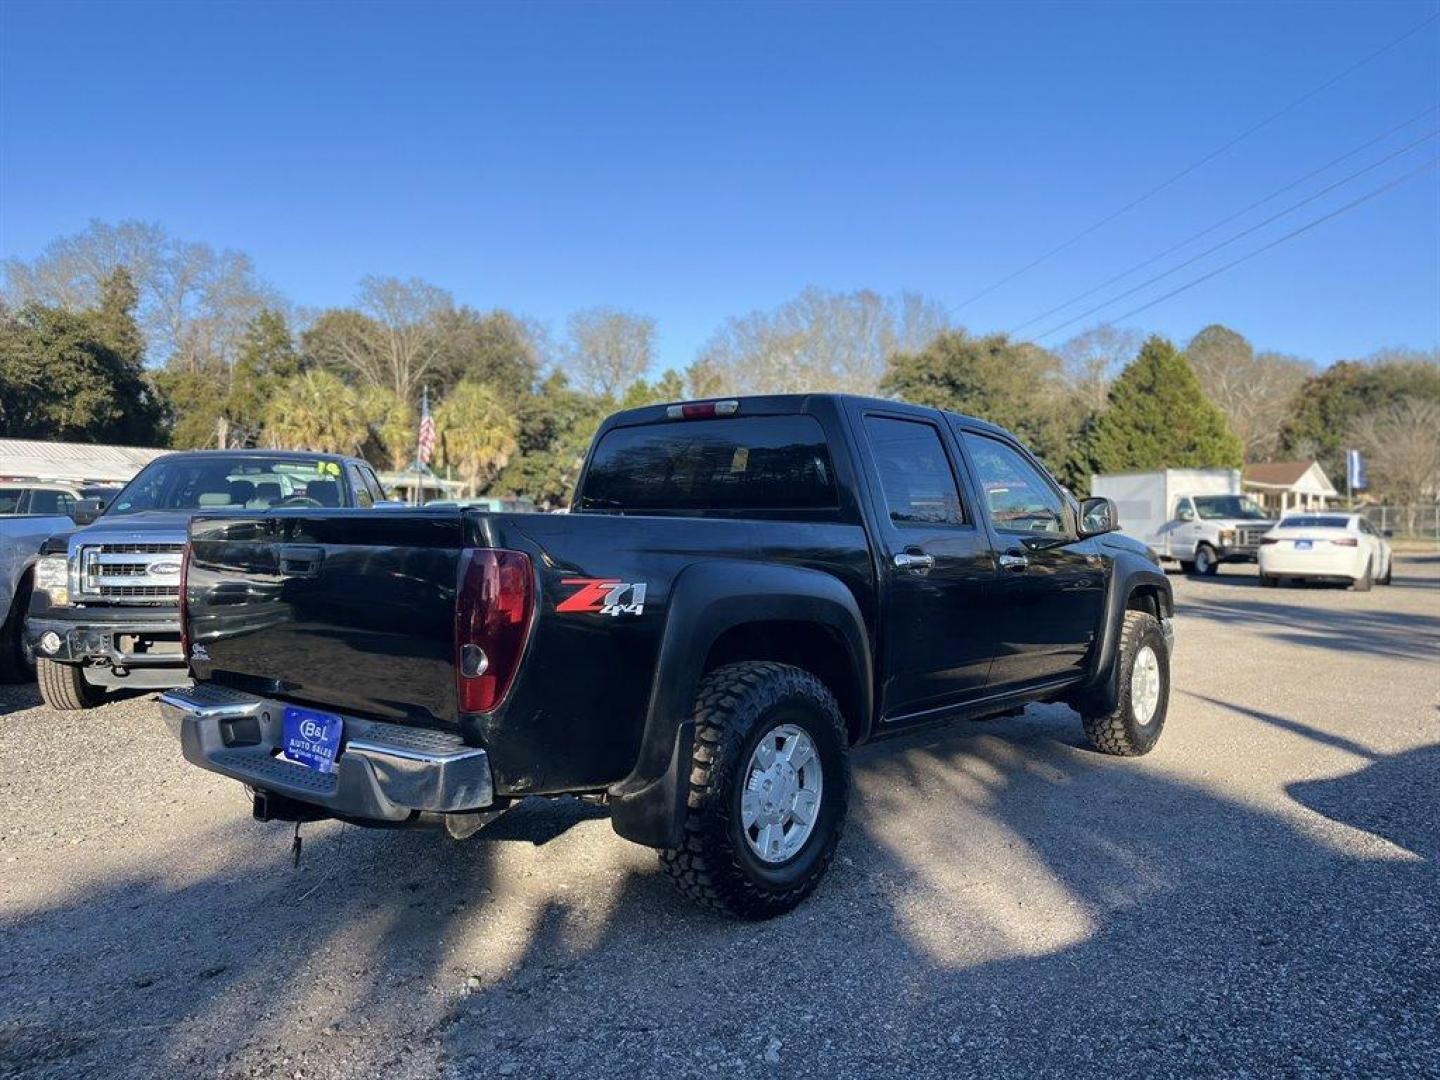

left=160, top=684, right=494, bottom=823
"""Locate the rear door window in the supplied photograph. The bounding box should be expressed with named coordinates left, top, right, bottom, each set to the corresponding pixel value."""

left=863, top=416, right=966, bottom=526
left=0, top=488, right=25, bottom=514
left=578, top=415, right=838, bottom=513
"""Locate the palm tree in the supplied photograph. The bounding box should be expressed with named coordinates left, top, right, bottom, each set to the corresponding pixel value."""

left=262, top=370, right=366, bottom=455
left=435, top=381, right=519, bottom=496
left=359, top=385, right=415, bottom=469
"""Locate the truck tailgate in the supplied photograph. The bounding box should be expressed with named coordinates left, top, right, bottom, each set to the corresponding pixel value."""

left=186, top=511, right=465, bottom=728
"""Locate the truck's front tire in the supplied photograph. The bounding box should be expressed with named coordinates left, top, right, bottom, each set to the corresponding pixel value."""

left=0, top=576, right=35, bottom=684
left=1192, top=544, right=1219, bottom=576
left=661, top=661, right=849, bottom=919
left=37, top=659, right=105, bottom=711
left=1080, top=611, right=1169, bottom=757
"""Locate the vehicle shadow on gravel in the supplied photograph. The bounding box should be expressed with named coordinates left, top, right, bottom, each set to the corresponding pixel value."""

left=0, top=682, right=42, bottom=716
left=3, top=711, right=1436, bottom=1079
left=1176, top=594, right=1440, bottom=661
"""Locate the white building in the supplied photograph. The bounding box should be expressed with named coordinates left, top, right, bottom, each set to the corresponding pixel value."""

left=0, top=438, right=168, bottom=485
left=1242, top=461, right=1339, bottom=515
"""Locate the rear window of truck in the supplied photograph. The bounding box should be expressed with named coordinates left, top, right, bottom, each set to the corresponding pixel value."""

left=578, top=415, right=838, bottom=513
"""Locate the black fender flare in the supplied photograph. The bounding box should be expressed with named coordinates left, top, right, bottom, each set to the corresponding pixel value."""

left=1072, top=551, right=1173, bottom=716
left=608, top=559, right=872, bottom=848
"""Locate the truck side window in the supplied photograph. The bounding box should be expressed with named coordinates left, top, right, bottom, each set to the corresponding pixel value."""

left=29, top=490, right=75, bottom=515
left=0, top=488, right=26, bottom=514
left=961, top=433, right=1066, bottom=536
left=863, top=417, right=965, bottom=526
left=361, top=467, right=386, bottom=504
left=1175, top=503, right=1195, bottom=522
left=345, top=465, right=374, bottom=508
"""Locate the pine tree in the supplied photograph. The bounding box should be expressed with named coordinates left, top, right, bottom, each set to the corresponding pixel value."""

left=1088, top=335, right=1244, bottom=473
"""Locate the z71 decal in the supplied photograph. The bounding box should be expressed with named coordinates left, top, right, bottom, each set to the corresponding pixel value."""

left=557, top=577, right=648, bottom=616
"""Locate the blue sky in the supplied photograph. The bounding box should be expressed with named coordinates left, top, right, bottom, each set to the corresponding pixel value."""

left=1, top=0, right=1437, bottom=372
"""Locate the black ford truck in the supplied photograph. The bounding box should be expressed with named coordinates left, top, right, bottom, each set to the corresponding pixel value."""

left=163, top=394, right=1174, bottom=918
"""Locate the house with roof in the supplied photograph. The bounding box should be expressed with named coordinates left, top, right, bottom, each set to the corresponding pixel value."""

left=1242, top=460, right=1339, bottom=515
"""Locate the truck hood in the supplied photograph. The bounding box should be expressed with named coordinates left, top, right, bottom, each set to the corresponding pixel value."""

left=76, top=510, right=194, bottom=537
left=1100, top=531, right=1158, bottom=564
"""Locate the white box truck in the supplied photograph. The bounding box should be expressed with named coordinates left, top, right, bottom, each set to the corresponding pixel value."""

left=1091, top=469, right=1275, bottom=576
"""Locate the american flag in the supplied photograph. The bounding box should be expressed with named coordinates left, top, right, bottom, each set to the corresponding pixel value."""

left=417, top=386, right=436, bottom=466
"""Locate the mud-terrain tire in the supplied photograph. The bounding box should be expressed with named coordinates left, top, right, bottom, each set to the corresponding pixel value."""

left=0, top=574, right=35, bottom=683
left=1351, top=559, right=1373, bottom=592
left=660, top=661, right=849, bottom=919
left=37, top=658, right=105, bottom=711
left=1193, top=544, right=1219, bottom=576
left=1080, top=611, right=1169, bottom=757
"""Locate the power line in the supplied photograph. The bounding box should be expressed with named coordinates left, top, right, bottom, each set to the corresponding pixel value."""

left=1024, top=127, right=1439, bottom=341
left=1034, top=157, right=1439, bottom=339
left=948, top=9, right=1440, bottom=315
left=1008, top=103, right=1440, bottom=334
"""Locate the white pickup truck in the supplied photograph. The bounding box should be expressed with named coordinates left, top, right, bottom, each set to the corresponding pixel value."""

left=1091, top=469, right=1275, bottom=576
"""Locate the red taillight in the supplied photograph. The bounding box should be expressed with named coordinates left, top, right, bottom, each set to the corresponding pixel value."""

left=665, top=399, right=739, bottom=420
left=1331, top=537, right=1358, bottom=547
left=455, top=549, right=534, bottom=713
left=178, top=542, right=192, bottom=664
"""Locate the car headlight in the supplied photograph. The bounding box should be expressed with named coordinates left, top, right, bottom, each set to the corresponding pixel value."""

left=1218, top=529, right=1236, bottom=545
left=34, top=554, right=70, bottom=606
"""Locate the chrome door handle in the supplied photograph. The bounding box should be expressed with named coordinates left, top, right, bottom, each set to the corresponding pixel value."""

left=893, top=552, right=935, bottom=573
left=998, top=552, right=1029, bottom=571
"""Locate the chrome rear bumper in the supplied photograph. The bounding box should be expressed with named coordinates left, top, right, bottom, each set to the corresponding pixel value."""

left=160, top=684, right=493, bottom=822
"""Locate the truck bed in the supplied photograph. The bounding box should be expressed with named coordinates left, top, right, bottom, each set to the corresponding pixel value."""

left=186, top=507, right=873, bottom=795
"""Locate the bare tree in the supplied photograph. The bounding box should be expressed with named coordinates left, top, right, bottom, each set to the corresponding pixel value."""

left=1055, top=324, right=1142, bottom=413
left=1185, top=324, right=1313, bottom=462
left=686, top=287, right=949, bottom=397
left=565, top=307, right=655, bottom=398
left=1, top=218, right=276, bottom=370
left=303, top=276, right=454, bottom=407
left=1349, top=399, right=1440, bottom=527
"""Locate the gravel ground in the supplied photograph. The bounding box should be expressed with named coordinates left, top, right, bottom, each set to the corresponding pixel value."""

left=2, top=557, right=1437, bottom=1079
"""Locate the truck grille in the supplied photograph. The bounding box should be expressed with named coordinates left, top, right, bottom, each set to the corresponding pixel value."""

left=1237, top=525, right=1270, bottom=548
left=77, top=542, right=185, bottom=603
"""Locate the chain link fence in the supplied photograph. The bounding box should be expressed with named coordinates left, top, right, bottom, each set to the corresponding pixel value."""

left=1359, top=505, right=1440, bottom=544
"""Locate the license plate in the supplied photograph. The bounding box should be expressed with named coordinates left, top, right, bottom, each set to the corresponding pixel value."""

left=282, top=706, right=343, bottom=773
left=1294, top=539, right=1313, bottom=551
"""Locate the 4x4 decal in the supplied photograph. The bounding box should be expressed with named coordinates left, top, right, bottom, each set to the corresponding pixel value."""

left=557, top=577, right=648, bottom=616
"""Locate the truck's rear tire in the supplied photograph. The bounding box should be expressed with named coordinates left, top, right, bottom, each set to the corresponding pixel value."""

left=660, top=661, right=849, bottom=919
left=37, top=659, right=105, bottom=711
left=1080, top=611, right=1168, bottom=757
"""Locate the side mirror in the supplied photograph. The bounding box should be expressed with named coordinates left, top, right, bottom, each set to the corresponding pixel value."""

left=71, top=498, right=105, bottom=526
left=1078, top=496, right=1118, bottom=538
left=1383, top=528, right=1394, bottom=539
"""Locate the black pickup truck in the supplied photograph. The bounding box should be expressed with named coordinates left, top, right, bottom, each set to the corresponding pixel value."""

left=163, top=394, right=1174, bottom=918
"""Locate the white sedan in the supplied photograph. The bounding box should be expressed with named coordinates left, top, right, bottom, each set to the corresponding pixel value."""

left=1258, top=513, right=1393, bottom=590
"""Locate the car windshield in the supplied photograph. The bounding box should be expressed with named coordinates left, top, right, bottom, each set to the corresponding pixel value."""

left=1279, top=516, right=1351, bottom=529
left=1193, top=495, right=1268, bottom=520
left=105, top=456, right=345, bottom=515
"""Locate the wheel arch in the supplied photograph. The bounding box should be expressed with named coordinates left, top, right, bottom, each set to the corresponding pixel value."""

left=608, top=559, right=872, bottom=848
left=1070, top=554, right=1172, bottom=717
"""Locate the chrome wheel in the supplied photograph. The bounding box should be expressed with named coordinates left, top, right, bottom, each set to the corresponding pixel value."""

left=741, top=723, right=823, bottom=864
left=1131, top=645, right=1161, bottom=726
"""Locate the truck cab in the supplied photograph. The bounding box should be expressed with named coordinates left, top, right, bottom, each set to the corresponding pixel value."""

left=1165, top=492, right=1275, bottom=575
left=25, top=449, right=390, bottom=710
